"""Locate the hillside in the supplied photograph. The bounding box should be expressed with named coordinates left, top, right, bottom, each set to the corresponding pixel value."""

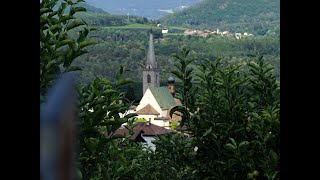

left=79, top=2, right=108, bottom=14
left=160, top=0, right=280, bottom=36
left=85, top=0, right=202, bottom=19
left=55, top=0, right=108, bottom=14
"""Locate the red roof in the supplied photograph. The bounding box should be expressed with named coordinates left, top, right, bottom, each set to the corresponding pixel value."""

left=135, top=104, right=160, bottom=115
left=134, top=122, right=172, bottom=136
left=113, top=122, right=173, bottom=141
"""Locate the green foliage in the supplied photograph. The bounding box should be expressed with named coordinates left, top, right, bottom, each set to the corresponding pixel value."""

left=77, top=74, right=139, bottom=179
left=40, top=0, right=97, bottom=102
left=76, top=14, right=152, bottom=27
left=171, top=121, right=179, bottom=130
left=77, top=2, right=108, bottom=14
left=170, top=50, right=280, bottom=179
left=40, top=1, right=141, bottom=179
left=170, top=48, right=198, bottom=128
left=54, top=0, right=108, bottom=14
left=71, top=27, right=280, bottom=87
left=146, top=134, right=195, bottom=179
left=78, top=121, right=153, bottom=179
left=135, top=117, right=148, bottom=123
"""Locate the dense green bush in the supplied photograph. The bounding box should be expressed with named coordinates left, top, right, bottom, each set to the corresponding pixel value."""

left=40, top=0, right=96, bottom=101
left=169, top=49, right=280, bottom=179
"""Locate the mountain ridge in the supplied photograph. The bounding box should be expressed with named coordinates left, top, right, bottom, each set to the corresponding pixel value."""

left=160, top=0, right=280, bottom=36
left=85, top=0, right=202, bottom=19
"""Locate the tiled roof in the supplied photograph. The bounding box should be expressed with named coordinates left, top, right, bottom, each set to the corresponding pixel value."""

left=134, top=122, right=172, bottom=136
left=113, top=122, right=173, bottom=141
left=136, top=104, right=160, bottom=115
left=113, top=127, right=129, bottom=136
left=150, top=86, right=177, bottom=109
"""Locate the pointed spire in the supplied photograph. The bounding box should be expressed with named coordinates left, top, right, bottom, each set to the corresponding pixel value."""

left=146, top=33, right=157, bottom=69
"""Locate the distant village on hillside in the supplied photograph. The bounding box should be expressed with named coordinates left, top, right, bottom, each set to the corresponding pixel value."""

left=157, top=24, right=253, bottom=39
left=183, top=29, right=254, bottom=39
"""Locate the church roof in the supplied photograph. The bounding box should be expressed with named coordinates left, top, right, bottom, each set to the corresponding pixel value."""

left=136, top=104, right=160, bottom=115
left=168, top=76, right=175, bottom=83
left=150, top=86, right=177, bottom=109
left=145, top=33, right=158, bottom=69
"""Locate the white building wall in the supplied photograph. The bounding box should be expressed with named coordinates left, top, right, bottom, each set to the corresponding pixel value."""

left=136, top=88, right=163, bottom=116
left=162, top=110, right=168, bottom=117
left=151, top=119, right=164, bottom=127
left=152, top=119, right=170, bottom=129
left=162, top=29, right=168, bottom=33
left=163, top=120, right=170, bottom=129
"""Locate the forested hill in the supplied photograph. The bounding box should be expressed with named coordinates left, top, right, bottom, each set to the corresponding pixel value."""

left=85, top=0, right=202, bottom=19
left=160, top=0, right=280, bottom=36
left=55, top=0, right=108, bottom=14
left=79, top=2, right=108, bottom=14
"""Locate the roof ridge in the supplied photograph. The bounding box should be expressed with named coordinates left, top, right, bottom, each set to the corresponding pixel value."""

left=136, top=104, right=160, bottom=115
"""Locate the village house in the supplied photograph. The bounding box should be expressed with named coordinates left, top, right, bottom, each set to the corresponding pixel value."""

left=235, top=33, right=242, bottom=39
left=244, top=32, right=253, bottom=36
left=162, top=28, right=169, bottom=34
left=114, top=122, right=173, bottom=150
left=184, top=28, right=253, bottom=39
left=222, top=31, right=231, bottom=36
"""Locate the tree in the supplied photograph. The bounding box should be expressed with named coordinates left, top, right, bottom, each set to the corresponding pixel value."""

left=40, top=1, right=139, bottom=179
left=170, top=49, right=280, bottom=179
left=40, top=0, right=96, bottom=102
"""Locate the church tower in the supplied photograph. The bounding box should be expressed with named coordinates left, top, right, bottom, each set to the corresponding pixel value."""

left=143, top=33, right=160, bottom=94
left=168, top=76, right=175, bottom=97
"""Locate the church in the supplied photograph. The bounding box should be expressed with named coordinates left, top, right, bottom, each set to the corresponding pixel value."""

left=134, top=33, right=182, bottom=129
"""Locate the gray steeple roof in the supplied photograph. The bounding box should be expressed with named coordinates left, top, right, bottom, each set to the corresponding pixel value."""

left=168, top=76, right=175, bottom=84
left=145, top=33, right=158, bottom=69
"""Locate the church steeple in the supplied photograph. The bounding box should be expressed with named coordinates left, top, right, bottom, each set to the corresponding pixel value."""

left=145, top=33, right=157, bottom=69
left=143, top=33, right=160, bottom=95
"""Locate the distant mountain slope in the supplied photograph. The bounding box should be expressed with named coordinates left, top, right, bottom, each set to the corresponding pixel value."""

left=80, top=2, right=108, bottom=14
left=55, top=0, right=108, bottom=14
left=160, top=0, right=280, bottom=36
left=85, top=0, right=202, bottom=19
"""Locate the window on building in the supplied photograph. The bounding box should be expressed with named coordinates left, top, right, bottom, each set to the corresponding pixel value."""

left=147, top=74, right=151, bottom=83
